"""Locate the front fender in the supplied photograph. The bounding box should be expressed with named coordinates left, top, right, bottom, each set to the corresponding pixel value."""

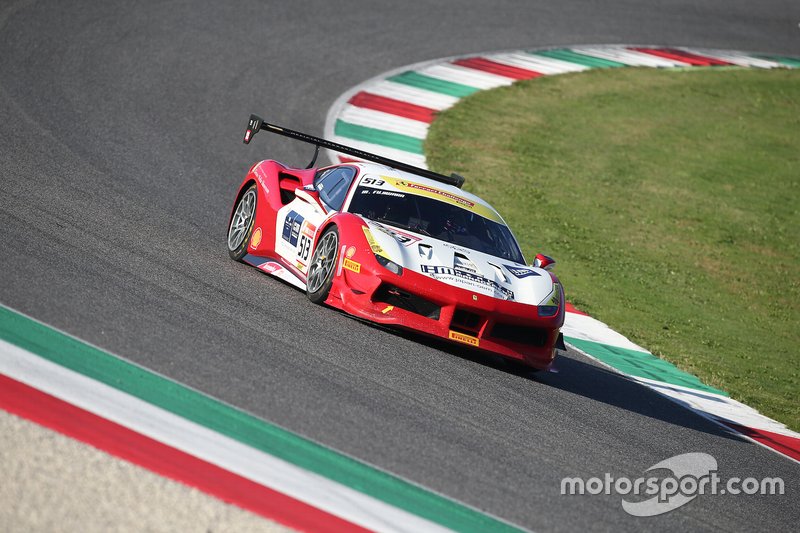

left=320, top=213, right=386, bottom=302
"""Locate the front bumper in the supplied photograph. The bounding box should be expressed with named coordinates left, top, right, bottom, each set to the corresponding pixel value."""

left=327, top=258, right=564, bottom=370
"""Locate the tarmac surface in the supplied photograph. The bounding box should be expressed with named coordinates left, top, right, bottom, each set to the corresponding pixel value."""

left=1, top=0, right=799, bottom=530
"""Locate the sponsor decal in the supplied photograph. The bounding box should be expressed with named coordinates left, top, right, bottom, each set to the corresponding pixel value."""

left=388, top=228, right=420, bottom=247
left=250, top=227, right=262, bottom=249
left=282, top=211, right=304, bottom=246
left=362, top=227, right=389, bottom=257
left=296, top=260, right=307, bottom=272
left=346, top=246, right=357, bottom=258
left=359, top=186, right=405, bottom=199
left=377, top=176, right=503, bottom=224
left=441, top=242, right=469, bottom=253
left=374, top=190, right=405, bottom=198
left=371, top=223, right=420, bottom=247
left=504, top=264, right=540, bottom=279
left=381, top=305, right=394, bottom=314
left=453, top=269, right=512, bottom=298
left=421, top=265, right=514, bottom=300
left=343, top=258, right=361, bottom=273
left=387, top=178, right=475, bottom=209
left=449, top=330, right=480, bottom=347
left=421, top=265, right=455, bottom=276
left=258, top=261, right=283, bottom=274
left=453, top=255, right=478, bottom=274
left=301, top=221, right=317, bottom=239
left=254, top=167, right=270, bottom=193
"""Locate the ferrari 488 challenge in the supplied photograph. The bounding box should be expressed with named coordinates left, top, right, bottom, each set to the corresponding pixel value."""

left=228, top=115, right=565, bottom=370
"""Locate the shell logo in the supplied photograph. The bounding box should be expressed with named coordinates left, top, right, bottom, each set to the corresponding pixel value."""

left=250, top=227, right=262, bottom=248
left=346, top=246, right=357, bottom=258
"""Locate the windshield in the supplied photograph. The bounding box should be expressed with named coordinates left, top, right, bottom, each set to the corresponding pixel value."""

left=348, top=185, right=524, bottom=263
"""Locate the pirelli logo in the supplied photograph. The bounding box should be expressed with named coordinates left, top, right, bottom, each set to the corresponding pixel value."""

left=449, top=330, right=480, bottom=347
left=343, top=258, right=361, bottom=273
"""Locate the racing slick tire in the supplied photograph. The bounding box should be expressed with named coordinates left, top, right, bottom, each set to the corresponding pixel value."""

left=227, top=183, right=258, bottom=261
left=306, top=225, right=339, bottom=304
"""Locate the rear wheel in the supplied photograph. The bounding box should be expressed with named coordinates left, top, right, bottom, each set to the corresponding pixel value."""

left=306, top=226, right=339, bottom=304
left=227, top=184, right=257, bottom=260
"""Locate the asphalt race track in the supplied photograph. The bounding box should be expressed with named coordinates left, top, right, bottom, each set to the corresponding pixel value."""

left=1, top=1, right=799, bottom=530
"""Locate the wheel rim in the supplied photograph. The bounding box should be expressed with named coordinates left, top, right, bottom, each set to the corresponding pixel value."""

left=307, top=231, right=338, bottom=293
left=227, top=189, right=256, bottom=251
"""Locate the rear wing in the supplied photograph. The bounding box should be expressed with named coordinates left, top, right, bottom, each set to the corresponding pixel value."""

left=243, top=114, right=465, bottom=189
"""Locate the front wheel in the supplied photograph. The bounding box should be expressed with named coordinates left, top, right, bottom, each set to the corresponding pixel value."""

left=227, top=184, right=257, bottom=260
left=306, top=226, right=339, bottom=304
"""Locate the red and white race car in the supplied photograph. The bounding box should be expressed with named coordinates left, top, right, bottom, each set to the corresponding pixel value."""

left=228, top=116, right=565, bottom=370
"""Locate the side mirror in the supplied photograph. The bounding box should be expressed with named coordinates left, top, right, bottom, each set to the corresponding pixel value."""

left=532, top=253, right=556, bottom=271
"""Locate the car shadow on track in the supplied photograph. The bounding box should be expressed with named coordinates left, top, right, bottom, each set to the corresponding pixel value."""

left=252, top=275, right=745, bottom=445
left=532, top=353, right=743, bottom=442
left=383, top=324, right=744, bottom=444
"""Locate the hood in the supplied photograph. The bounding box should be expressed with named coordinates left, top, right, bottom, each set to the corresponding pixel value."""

left=363, top=220, right=556, bottom=306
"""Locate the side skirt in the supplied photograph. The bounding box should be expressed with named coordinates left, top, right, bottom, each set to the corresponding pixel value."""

left=242, top=254, right=307, bottom=291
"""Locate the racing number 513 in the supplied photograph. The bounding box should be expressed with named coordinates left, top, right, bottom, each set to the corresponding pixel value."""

left=298, top=235, right=311, bottom=261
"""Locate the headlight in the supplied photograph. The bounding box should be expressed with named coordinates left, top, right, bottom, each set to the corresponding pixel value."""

left=375, top=254, right=403, bottom=275
left=538, top=283, right=561, bottom=317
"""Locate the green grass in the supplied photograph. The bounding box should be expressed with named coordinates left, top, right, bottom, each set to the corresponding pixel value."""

left=425, top=67, right=800, bottom=431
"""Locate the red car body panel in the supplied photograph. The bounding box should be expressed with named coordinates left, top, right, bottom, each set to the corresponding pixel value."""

left=230, top=160, right=564, bottom=370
